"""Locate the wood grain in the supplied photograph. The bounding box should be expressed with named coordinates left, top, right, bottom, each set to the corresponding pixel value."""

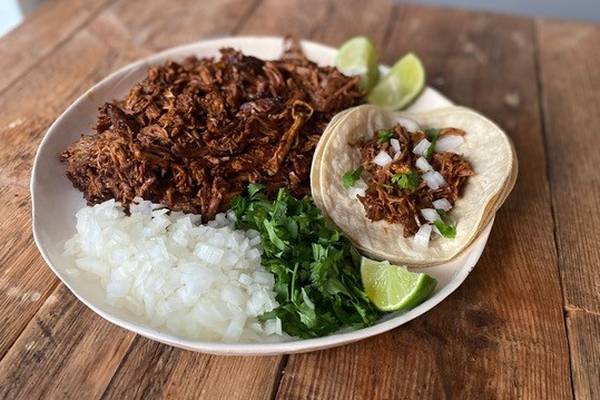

left=0, top=186, right=59, bottom=359
left=536, top=18, right=600, bottom=400
left=0, top=0, right=114, bottom=94
left=103, top=337, right=283, bottom=400
left=566, top=311, right=600, bottom=400
left=277, top=5, right=572, bottom=399
left=0, top=285, right=135, bottom=399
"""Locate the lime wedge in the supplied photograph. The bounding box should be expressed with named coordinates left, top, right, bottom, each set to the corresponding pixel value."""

left=360, top=256, right=436, bottom=312
left=367, top=53, right=425, bottom=110
left=335, top=36, right=379, bottom=91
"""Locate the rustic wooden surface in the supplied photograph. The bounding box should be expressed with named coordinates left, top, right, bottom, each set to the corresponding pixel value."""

left=0, top=0, right=597, bottom=398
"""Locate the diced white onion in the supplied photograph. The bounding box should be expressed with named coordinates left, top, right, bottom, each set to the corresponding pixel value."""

left=194, top=243, right=224, bottom=265
left=348, top=187, right=366, bottom=199
left=264, top=317, right=282, bottom=336
left=422, top=171, right=446, bottom=190
left=63, top=198, right=283, bottom=343
left=433, top=198, right=452, bottom=211
left=435, top=135, right=465, bottom=152
left=413, top=139, right=431, bottom=156
left=413, top=224, right=433, bottom=248
left=420, top=208, right=440, bottom=223
left=373, top=150, right=393, bottom=167
left=416, top=156, right=432, bottom=172
left=396, top=117, right=420, bottom=133
left=390, top=138, right=401, bottom=153
left=348, top=179, right=367, bottom=199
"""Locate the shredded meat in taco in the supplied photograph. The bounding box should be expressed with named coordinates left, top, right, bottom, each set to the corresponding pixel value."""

left=354, top=124, right=474, bottom=237
left=61, top=37, right=363, bottom=220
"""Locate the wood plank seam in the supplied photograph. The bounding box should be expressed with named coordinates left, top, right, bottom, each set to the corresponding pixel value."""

left=532, top=19, right=576, bottom=400
left=269, top=355, right=289, bottom=400
left=0, top=0, right=118, bottom=98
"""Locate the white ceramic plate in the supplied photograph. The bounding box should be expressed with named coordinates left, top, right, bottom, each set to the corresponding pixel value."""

left=31, top=37, right=493, bottom=355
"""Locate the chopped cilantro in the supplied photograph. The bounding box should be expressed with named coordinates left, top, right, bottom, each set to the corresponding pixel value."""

left=433, top=208, right=456, bottom=239
left=391, top=171, right=419, bottom=191
left=342, top=166, right=364, bottom=189
left=377, top=129, right=393, bottom=144
left=436, top=209, right=450, bottom=221
left=247, top=182, right=265, bottom=199
left=425, top=128, right=440, bottom=140
left=425, top=128, right=440, bottom=158
left=434, top=219, right=456, bottom=239
left=233, top=186, right=381, bottom=338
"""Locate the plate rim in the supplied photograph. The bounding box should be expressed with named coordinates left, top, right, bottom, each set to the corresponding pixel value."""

left=31, top=36, right=493, bottom=355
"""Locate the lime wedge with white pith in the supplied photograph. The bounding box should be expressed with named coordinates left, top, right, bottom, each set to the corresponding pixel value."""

left=360, top=257, right=436, bottom=312
left=367, top=53, right=425, bottom=110
left=336, top=37, right=379, bottom=91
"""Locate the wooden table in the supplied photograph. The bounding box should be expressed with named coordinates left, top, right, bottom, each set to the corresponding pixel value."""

left=0, top=0, right=598, bottom=398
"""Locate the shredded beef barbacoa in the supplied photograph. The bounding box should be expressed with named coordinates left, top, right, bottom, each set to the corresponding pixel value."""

left=61, top=38, right=363, bottom=220
left=357, top=125, right=474, bottom=237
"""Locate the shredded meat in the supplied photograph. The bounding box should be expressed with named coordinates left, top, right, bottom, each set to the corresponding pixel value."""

left=61, top=37, right=363, bottom=220
left=357, top=124, right=474, bottom=237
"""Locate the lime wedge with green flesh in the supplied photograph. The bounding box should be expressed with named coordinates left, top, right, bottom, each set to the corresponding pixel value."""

left=367, top=52, right=425, bottom=110
left=335, top=37, right=379, bottom=91
left=360, top=256, right=436, bottom=312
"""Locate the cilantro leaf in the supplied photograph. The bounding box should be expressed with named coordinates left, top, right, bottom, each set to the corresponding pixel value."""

left=390, top=171, right=419, bottom=191
left=436, top=209, right=450, bottom=221
left=247, top=182, right=265, bottom=199
left=342, top=166, right=364, bottom=189
left=425, top=128, right=440, bottom=140
left=425, top=128, right=440, bottom=158
left=377, top=129, right=393, bottom=144
left=433, top=209, right=456, bottom=238
left=434, top=219, right=456, bottom=238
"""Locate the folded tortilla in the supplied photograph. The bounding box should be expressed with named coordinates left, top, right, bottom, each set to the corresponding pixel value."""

left=311, top=104, right=517, bottom=266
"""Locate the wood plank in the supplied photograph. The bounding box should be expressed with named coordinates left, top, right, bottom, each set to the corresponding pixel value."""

left=536, top=18, right=600, bottom=400
left=0, top=285, right=136, bottom=399
left=0, top=0, right=113, bottom=94
left=277, top=5, right=572, bottom=400
left=102, top=337, right=283, bottom=400
left=0, top=186, right=59, bottom=359
left=566, top=312, right=600, bottom=400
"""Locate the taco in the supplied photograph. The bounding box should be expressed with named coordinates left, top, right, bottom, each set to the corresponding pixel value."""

left=311, top=104, right=516, bottom=266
